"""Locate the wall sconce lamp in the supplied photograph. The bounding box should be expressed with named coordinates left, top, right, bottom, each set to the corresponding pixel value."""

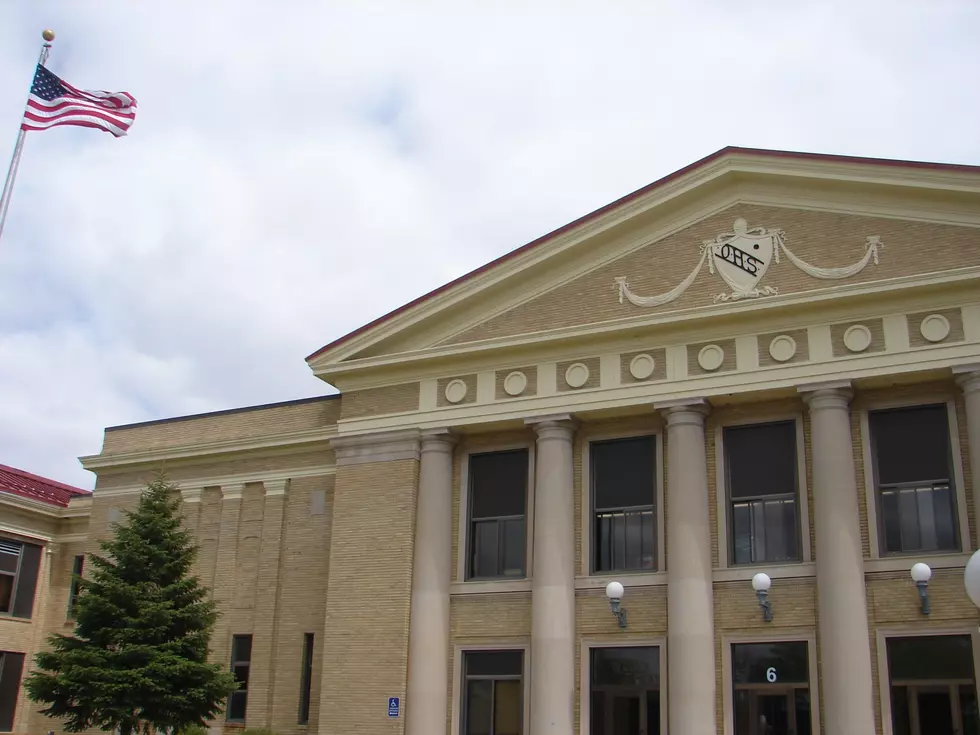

left=605, top=581, right=627, bottom=629
left=752, top=573, right=773, bottom=623
left=911, top=562, right=932, bottom=615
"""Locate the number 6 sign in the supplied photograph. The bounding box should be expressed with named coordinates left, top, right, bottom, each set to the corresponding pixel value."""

left=766, top=667, right=777, bottom=683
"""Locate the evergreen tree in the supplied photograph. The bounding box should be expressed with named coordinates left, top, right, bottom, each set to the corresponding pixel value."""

left=25, top=476, right=237, bottom=735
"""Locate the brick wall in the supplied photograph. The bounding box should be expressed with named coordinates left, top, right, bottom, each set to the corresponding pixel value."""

left=102, top=397, right=340, bottom=455
left=318, top=458, right=419, bottom=735
left=339, top=383, right=420, bottom=419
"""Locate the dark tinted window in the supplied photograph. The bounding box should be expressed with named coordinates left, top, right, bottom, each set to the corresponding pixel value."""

left=462, top=650, right=523, bottom=735
left=470, top=450, right=528, bottom=519
left=591, top=437, right=657, bottom=573
left=887, top=635, right=975, bottom=681
left=732, top=641, right=809, bottom=685
left=299, top=633, right=314, bottom=724
left=227, top=634, right=252, bottom=722
left=872, top=405, right=951, bottom=485
left=0, top=540, right=42, bottom=619
left=726, top=422, right=797, bottom=499
left=725, top=422, right=801, bottom=565
left=871, top=404, right=958, bottom=554
left=468, top=450, right=528, bottom=579
left=0, top=651, right=25, bottom=732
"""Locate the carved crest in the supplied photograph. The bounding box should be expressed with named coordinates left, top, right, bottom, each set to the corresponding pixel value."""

left=615, top=218, right=882, bottom=308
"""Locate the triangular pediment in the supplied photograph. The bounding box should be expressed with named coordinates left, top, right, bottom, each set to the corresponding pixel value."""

left=307, top=148, right=980, bottom=382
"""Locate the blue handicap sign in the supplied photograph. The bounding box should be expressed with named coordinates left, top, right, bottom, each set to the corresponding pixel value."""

left=388, top=697, right=400, bottom=717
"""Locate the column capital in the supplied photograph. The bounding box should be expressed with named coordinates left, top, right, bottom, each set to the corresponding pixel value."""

left=420, top=428, right=458, bottom=455
left=180, top=486, right=204, bottom=504
left=524, top=413, right=577, bottom=441
left=263, top=479, right=289, bottom=497
left=221, top=484, right=245, bottom=501
left=798, top=379, right=853, bottom=409
left=655, top=398, right=709, bottom=427
left=953, top=364, right=980, bottom=395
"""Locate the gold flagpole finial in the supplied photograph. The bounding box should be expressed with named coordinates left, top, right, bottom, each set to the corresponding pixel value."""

left=42, top=29, right=55, bottom=42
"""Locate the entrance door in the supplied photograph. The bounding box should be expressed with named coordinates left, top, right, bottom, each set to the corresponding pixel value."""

left=734, top=688, right=801, bottom=734
left=593, top=691, right=658, bottom=735
left=916, top=687, right=954, bottom=735
left=590, top=646, right=661, bottom=735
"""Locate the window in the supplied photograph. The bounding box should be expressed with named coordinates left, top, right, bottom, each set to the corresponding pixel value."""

left=299, top=633, right=314, bottom=724
left=67, top=555, right=84, bottom=618
left=227, top=635, right=252, bottom=722
left=461, top=650, right=523, bottom=735
left=870, top=404, right=959, bottom=554
left=732, top=641, right=811, bottom=735
left=467, top=450, right=528, bottom=580
left=590, top=646, right=661, bottom=734
left=591, top=437, right=657, bottom=573
left=0, top=539, right=42, bottom=619
left=725, top=421, right=801, bottom=565
left=886, top=635, right=978, bottom=735
left=0, top=651, right=25, bottom=732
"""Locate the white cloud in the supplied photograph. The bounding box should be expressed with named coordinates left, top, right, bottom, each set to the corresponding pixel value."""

left=0, top=1, right=978, bottom=488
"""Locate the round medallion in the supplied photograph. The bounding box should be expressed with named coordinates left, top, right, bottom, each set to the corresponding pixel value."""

left=564, top=362, right=590, bottom=389
left=444, top=379, right=468, bottom=404
left=697, top=344, right=725, bottom=372
left=920, top=314, right=951, bottom=343
left=629, top=353, right=656, bottom=380
left=768, top=335, right=798, bottom=363
left=843, top=324, right=873, bottom=353
left=503, top=371, right=528, bottom=396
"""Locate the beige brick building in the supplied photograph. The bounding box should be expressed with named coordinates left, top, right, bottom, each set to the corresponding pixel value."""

left=5, top=146, right=980, bottom=735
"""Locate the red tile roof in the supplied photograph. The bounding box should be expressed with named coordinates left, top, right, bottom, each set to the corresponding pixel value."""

left=0, top=463, right=91, bottom=507
left=305, top=146, right=980, bottom=363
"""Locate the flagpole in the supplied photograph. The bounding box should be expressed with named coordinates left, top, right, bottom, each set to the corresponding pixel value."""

left=0, top=29, right=55, bottom=244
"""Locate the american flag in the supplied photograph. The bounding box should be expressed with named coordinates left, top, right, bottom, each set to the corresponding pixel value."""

left=21, top=64, right=137, bottom=138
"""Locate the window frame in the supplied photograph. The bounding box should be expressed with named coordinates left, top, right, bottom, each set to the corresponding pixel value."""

left=715, top=412, right=812, bottom=573
left=579, top=635, right=668, bottom=735
left=450, top=640, right=530, bottom=735
left=860, top=395, right=970, bottom=560
left=298, top=632, right=314, bottom=725
left=580, top=426, right=665, bottom=584
left=0, top=649, right=26, bottom=734
left=66, top=554, right=84, bottom=619
left=874, top=625, right=980, bottom=735
left=226, top=633, right=252, bottom=723
left=721, top=630, right=821, bottom=735
left=0, top=536, right=42, bottom=620
left=456, top=440, right=535, bottom=590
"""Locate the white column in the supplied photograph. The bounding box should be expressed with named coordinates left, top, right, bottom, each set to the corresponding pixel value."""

left=955, top=366, right=980, bottom=549
left=405, top=429, right=457, bottom=735
left=526, top=415, right=577, bottom=735
left=800, top=382, right=876, bottom=735
left=657, top=399, right=716, bottom=735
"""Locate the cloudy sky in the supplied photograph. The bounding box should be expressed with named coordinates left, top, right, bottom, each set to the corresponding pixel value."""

left=1, top=2, right=978, bottom=489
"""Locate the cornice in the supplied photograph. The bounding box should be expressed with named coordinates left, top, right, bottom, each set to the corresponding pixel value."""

left=79, top=425, right=338, bottom=471
left=92, top=464, right=336, bottom=499
left=317, top=267, right=980, bottom=386
left=331, top=428, right=422, bottom=466
left=335, top=340, right=980, bottom=437
left=0, top=491, right=65, bottom=518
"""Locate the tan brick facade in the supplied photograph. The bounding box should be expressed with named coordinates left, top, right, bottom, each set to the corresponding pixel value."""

left=7, top=150, right=980, bottom=735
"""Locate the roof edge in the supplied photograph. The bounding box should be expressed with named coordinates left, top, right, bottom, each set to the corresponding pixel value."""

left=305, top=146, right=980, bottom=364
left=105, top=393, right=339, bottom=433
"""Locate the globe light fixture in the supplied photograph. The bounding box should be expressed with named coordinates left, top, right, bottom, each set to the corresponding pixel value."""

left=965, top=550, right=980, bottom=609
left=910, top=562, right=932, bottom=615
left=752, top=572, right=773, bottom=623
left=605, top=581, right=627, bottom=628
